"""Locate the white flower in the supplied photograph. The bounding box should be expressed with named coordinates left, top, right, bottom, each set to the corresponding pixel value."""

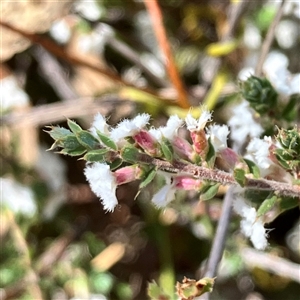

left=149, top=127, right=162, bottom=141
left=206, top=124, right=229, bottom=152
left=110, top=114, right=150, bottom=143
left=90, top=113, right=110, bottom=137
left=151, top=173, right=176, bottom=207
left=185, top=109, right=212, bottom=132
left=262, top=51, right=299, bottom=95
left=250, top=220, right=268, bottom=250
left=228, top=101, right=263, bottom=150
left=232, top=189, right=268, bottom=250
left=84, top=163, right=118, bottom=212
left=160, top=115, right=183, bottom=140
left=245, top=137, right=273, bottom=177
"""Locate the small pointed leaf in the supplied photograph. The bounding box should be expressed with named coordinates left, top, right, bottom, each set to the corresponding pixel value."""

left=139, top=167, right=157, bottom=189
left=76, top=130, right=99, bottom=149
left=121, top=146, right=141, bottom=164
left=200, top=183, right=220, bottom=201
left=84, top=149, right=109, bottom=162
left=59, top=147, right=86, bottom=156
left=67, top=119, right=82, bottom=134
left=257, top=193, right=278, bottom=218
left=97, top=130, right=118, bottom=150
left=160, top=138, right=173, bottom=161
left=234, top=168, right=247, bottom=187
left=244, top=159, right=260, bottom=178
left=46, top=126, right=72, bottom=140
left=109, top=158, right=123, bottom=170
left=62, top=135, right=83, bottom=150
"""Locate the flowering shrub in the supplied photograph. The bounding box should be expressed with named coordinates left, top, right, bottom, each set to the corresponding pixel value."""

left=47, top=75, right=299, bottom=298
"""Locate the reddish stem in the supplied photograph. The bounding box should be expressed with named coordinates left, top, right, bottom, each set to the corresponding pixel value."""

left=144, top=0, right=190, bottom=109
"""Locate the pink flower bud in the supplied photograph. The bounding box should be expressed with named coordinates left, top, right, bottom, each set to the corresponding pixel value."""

left=172, top=136, right=195, bottom=161
left=174, top=176, right=202, bottom=191
left=114, top=165, right=142, bottom=185
left=190, top=130, right=209, bottom=158
left=133, top=130, right=160, bottom=156
left=218, top=148, right=240, bottom=171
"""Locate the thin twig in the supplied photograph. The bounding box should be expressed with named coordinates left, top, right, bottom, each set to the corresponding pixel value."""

left=32, top=45, right=78, bottom=100
left=241, top=247, right=300, bottom=283
left=107, top=36, right=169, bottom=88
left=203, top=187, right=234, bottom=278
left=144, top=0, right=190, bottom=109
left=200, top=187, right=234, bottom=300
left=0, top=21, right=167, bottom=102
left=0, top=97, right=134, bottom=127
left=255, top=0, right=287, bottom=76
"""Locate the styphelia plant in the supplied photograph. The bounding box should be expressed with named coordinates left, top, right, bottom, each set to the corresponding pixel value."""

left=47, top=76, right=299, bottom=298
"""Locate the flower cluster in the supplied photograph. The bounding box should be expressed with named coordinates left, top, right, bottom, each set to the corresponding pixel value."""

left=47, top=104, right=300, bottom=250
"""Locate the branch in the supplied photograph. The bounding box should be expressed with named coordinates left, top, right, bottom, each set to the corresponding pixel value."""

left=137, top=154, right=300, bottom=198
left=144, top=0, right=190, bottom=109
left=204, top=187, right=234, bottom=278
left=0, top=97, right=134, bottom=127
left=255, top=0, right=287, bottom=76
left=0, top=21, right=166, bottom=102
left=241, top=247, right=300, bottom=284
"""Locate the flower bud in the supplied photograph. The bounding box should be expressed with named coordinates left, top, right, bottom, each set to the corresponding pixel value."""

left=133, top=130, right=161, bottom=156
left=114, top=165, right=142, bottom=185
left=240, top=75, right=278, bottom=114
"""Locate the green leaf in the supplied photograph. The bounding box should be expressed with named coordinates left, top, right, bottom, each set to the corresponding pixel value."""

left=282, top=94, right=299, bottom=122
left=84, top=149, right=109, bottom=162
left=60, top=147, right=86, bottom=156
left=160, top=138, right=173, bottom=161
left=121, top=146, right=141, bottom=164
left=139, top=167, right=157, bottom=189
left=46, top=126, right=72, bottom=140
left=257, top=193, right=278, bottom=218
left=62, top=135, right=83, bottom=150
left=200, top=183, right=220, bottom=201
left=97, top=131, right=118, bottom=150
left=76, top=130, right=100, bottom=149
left=67, top=119, right=83, bottom=134
left=234, top=168, right=247, bottom=187
left=279, top=196, right=299, bottom=211
left=206, top=138, right=216, bottom=168
left=109, top=158, right=123, bottom=170
left=244, top=159, right=260, bottom=178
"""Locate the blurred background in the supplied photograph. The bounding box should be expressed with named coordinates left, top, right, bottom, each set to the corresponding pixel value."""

left=0, top=0, right=299, bottom=299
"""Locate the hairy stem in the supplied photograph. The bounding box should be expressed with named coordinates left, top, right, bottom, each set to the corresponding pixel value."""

left=136, top=153, right=300, bottom=198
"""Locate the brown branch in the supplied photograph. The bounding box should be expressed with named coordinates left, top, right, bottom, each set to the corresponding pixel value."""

left=107, top=35, right=169, bottom=88
left=32, top=45, right=78, bottom=101
left=0, top=21, right=167, bottom=102
left=0, top=96, right=134, bottom=127
left=241, top=247, right=300, bottom=283
left=136, top=153, right=300, bottom=198
left=144, top=0, right=190, bottom=109
left=255, top=0, right=287, bottom=76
